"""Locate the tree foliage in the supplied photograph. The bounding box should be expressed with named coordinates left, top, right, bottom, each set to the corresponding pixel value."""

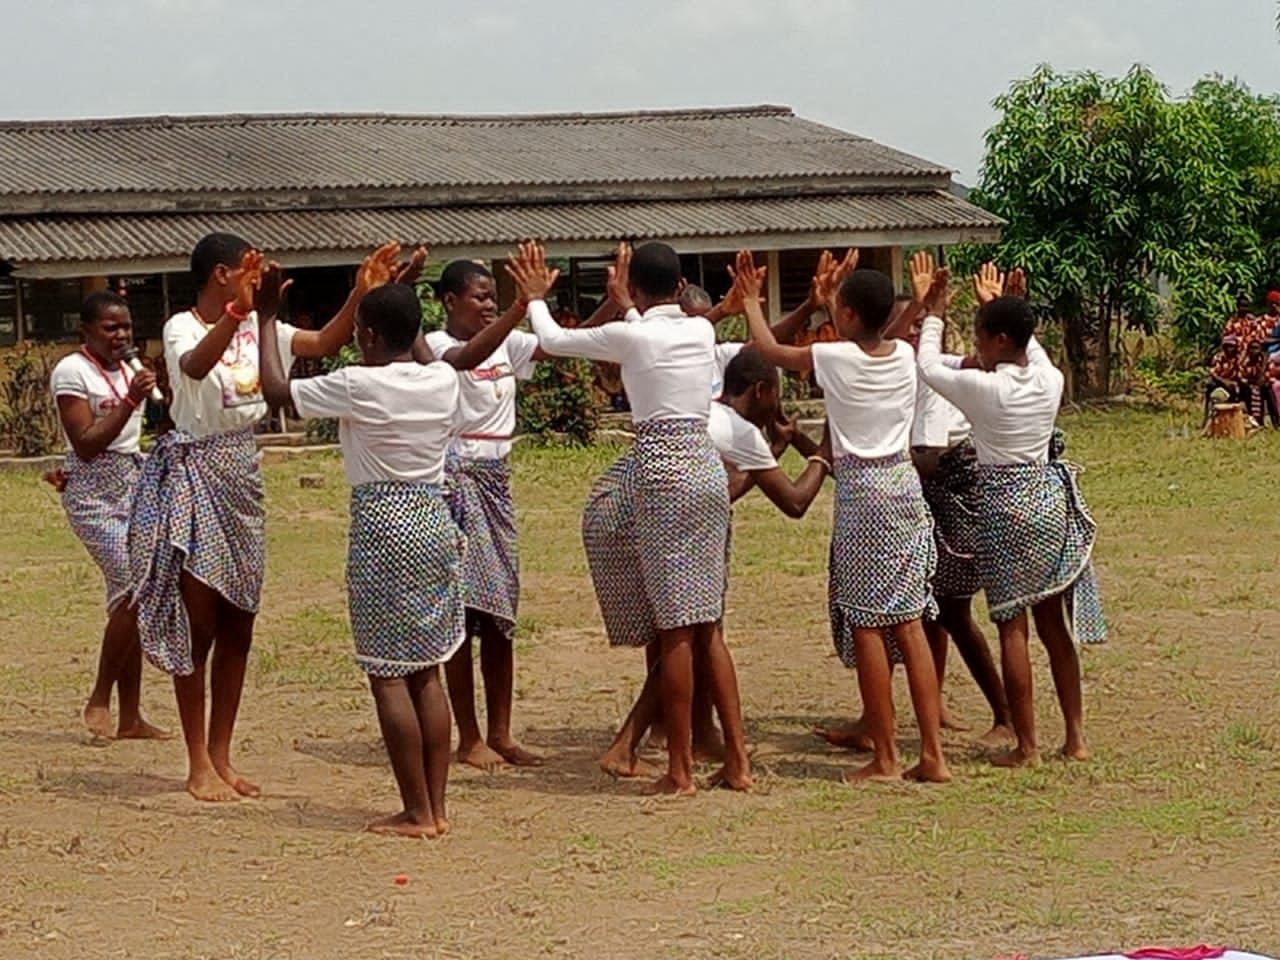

left=958, top=65, right=1279, bottom=397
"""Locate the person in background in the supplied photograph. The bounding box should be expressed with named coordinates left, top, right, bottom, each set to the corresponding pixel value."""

left=52, top=292, right=169, bottom=742
left=1225, top=295, right=1257, bottom=345
left=1207, top=335, right=1244, bottom=421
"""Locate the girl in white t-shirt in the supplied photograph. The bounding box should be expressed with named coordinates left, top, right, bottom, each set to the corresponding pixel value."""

left=259, top=278, right=464, bottom=839
left=50, top=292, right=168, bottom=743
left=595, top=349, right=835, bottom=787
left=917, top=266, right=1105, bottom=769
left=128, top=233, right=402, bottom=804
left=737, top=252, right=951, bottom=785
left=423, top=255, right=548, bottom=771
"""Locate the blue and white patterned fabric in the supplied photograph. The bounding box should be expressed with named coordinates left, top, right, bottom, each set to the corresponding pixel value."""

left=444, top=455, right=519, bottom=641
left=976, top=459, right=1107, bottom=644
left=921, top=439, right=982, bottom=601
left=62, top=450, right=143, bottom=612
left=582, top=450, right=655, bottom=648
left=128, top=428, right=264, bottom=676
left=828, top=451, right=936, bottom=668
left=632, top=419, right=729, bottom=631
left=347, top=482, right=466, bottom=677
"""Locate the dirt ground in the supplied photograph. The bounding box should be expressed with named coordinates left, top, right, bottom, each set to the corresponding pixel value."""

left=2, top=408, right=1279, bottom=960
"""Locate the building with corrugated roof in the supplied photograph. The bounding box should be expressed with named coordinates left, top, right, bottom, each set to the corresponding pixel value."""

left=0, top=105, right=1000, bottom=344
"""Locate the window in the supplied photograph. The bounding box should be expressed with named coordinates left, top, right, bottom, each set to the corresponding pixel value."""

left=20, top=278, right=83, bottom=342
left=0, top=277, right=16, bottom=346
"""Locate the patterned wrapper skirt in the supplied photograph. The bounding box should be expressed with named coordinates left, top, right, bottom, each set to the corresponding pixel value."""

left=582, top=421, right=730, bottom=644
left=62, top=450, right=143, bottom=612
left=128, top=428, right=265, bottom=676
left=920, top=439, right=982, bottom=601
left=829, top=451, right=936, bottom=668
left=976, top=460, right=1107, bottom=644
left=633, top=419, right=729, bottom=631
left=582, top=450, right=655, bottom=648
left=445, top=455, right=519, bottom=641
left=348, top=482, right=466, bottom=677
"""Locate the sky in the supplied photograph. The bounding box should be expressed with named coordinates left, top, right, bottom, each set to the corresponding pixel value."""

left=2, top=0, right=1279, bottom=183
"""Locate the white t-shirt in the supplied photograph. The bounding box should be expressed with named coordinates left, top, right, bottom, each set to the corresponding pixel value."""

left=50, top=350, right=143, bottom=455
left=424, top=328, right=538, bottom=460
left=164, top=310, right=298, bottom=439
left=917, top=316, right=1063, bottom=464
left=711, top=342, right=745, bottom=400
left=811, top=339, right=917, bottom=459
left=911, top=374, right=971, bottom=450
left=529, top=300, right=714, bottom=424
left=290, top=362, right=460, bottom=486
left=707, top=401, right=777, bottom=472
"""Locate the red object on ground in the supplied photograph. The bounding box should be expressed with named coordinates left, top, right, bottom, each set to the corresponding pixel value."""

left=1127, top=949, right=1228, bottom=960
left=394, top=874, right=408, bottom=886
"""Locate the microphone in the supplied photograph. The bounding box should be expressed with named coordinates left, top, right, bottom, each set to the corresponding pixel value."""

left=120, top=346, right=165, bottom=404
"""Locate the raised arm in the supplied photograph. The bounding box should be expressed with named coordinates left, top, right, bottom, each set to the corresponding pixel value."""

left=511, top=242, right=631, bottom=362
left=180, top=249, right=260, bottom=381
left=291, top=242, right=403, bottom=360
left=433, top=295, right=531, bottom=372
left=256, top=262, right=295, bottom=411
left=733, top=250, right=814, bottom=373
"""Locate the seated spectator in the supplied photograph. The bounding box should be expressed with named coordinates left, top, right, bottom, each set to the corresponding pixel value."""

left=1225, top=296, right=1257, bottom=344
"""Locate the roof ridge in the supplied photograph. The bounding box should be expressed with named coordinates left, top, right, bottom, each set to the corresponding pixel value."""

left=0, top=105, right=796, bottom=133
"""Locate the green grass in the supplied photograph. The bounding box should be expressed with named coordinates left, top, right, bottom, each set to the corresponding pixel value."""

left=3, top=408, right=1280, bottom=960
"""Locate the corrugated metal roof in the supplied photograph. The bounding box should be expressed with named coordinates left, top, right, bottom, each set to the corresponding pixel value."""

left=0, top=192, right=1001, bottom=266
left=0, top=106, right=950, bottom=199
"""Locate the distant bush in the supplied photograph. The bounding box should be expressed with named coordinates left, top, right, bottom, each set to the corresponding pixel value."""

left=0, top=345, right=60, bottom=456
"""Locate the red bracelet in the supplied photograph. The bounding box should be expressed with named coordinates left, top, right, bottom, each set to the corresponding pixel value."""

left=123, top=395, right=141, bottom=410
left=225, top=301, right=249, bottom=322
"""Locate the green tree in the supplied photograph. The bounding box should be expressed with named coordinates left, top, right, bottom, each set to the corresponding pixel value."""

left=958, top=65, right=1262, bottom=397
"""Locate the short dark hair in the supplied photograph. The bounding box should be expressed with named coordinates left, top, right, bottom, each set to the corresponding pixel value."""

left=436, top=259, right=493, bottom=299
left=976, top=296, right=1037, bottom=348
left=358, top=284, right=421, bottom=353
left=191, top=232, right=252, bottom=289
left=835, top=269, right=895, bottom=330
left=81, top=290, right=128, bottom=326
left=629, top=242, right=682, bottom=300
left=679, top=284, right=713, bottom=314
left=722, top=348, right=777, bottom=397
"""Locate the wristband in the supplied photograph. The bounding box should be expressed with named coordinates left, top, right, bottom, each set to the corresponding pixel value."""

left=225, top=300, right=249, bottom=322
left=123, top=395, right=141, bottom=410
left=807, top=455, right=832, bottom=473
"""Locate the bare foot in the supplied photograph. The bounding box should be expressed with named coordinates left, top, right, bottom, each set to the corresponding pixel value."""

left=939, top=704, right=970, bottom=733
left=83, top=703, right=114, bottom=740
left=434, top=818, right=450, bottom=837
left=991, top=747, right=1042, bottom=769
left=692, top=733, right=726, bottom=763
left=976, top=724, right=1017, bottom=749
left=488, top=738, right=545, bottom=767
left=842, top=760, right=902, bottom=783
left=187, top=768, right=240, bottom=803
left=116, top=718, right=173, bottom=741
left=599, top=745, right=662, bottom=779
left=1060, top=740, right=1090, bottom=762
left=366, top=812, right=436, bottom=839
left=643, top=774, right=697, bottom=797
left=213, top=763, right=262, bottom=798
left=904, top=757, right=953, bottom=783
left=456, top=741, right=505, bottom=771
left=708, top=762, right=752, bottom=791
left=813, top=722, right=873, bottom=753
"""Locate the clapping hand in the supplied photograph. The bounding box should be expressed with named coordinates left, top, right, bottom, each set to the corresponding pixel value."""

left=605, top=242, right=634, bottom=310
left=921, top=267, right=954, bottom=318
left=727, top=250, right=767, bottom=303
left=229, top=249, right=263, bottom=315
left=973, top=262, right=1006, bottom=305
left=356, top=242, right=402, bottom=296
left=1003, top=267, right=1028, bottom=300
left=255, top=260, right=293, bottom=320
left=910, top=251, right=936, bottom=304
left=394, top=245, right=430, bottom=286
left=504, top=240, right=560, bottom=303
